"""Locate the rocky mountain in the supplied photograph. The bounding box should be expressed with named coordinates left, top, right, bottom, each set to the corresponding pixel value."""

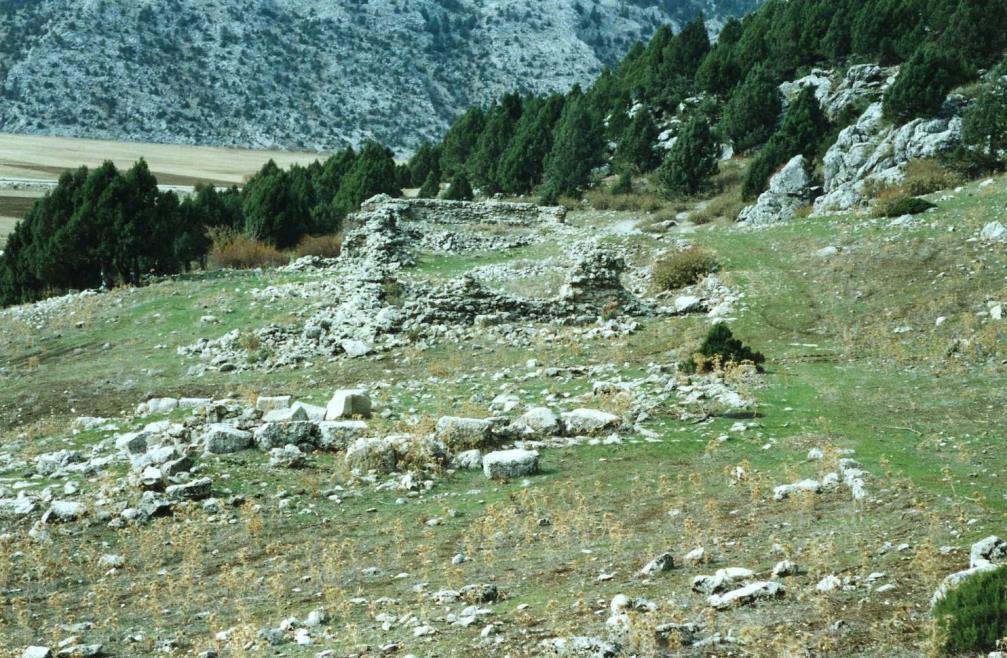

left=0, top=0, right=761, bottom=154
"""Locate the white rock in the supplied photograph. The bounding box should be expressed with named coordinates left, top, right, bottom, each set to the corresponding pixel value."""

left=22, top=648, right=52, bottom=658
left=773, top=479, right=821, bottom=500
left=201, top=424, right=253, bottom=454
left=256, top=396, right=291, bottom=412
left=981, top=221, right=1007, bottom=242
left=483, top=449, right=539, bottom=480
left=325, top=389, right=371, bottom=420
left=639, top=552, right=675, bottom=577
left=516, top=407, right=562, bottom=436
left=816, top=575, right=842, bottom=592
left=263, top=406, right=309, bottom=423
left=708, top=581, right=784, bottom=609
left=561, top=409, right=620, bottom=436
left=436, top=416, right=493, bottom=448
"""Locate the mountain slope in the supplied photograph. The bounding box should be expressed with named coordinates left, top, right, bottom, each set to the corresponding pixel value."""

left=0, top=0, right=761, bottom=154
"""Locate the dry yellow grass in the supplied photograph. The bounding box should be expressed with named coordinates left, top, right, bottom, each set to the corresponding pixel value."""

left=0, top=132, right=327, bottom=186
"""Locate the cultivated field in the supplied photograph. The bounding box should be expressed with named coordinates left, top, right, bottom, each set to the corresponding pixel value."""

left=0, top=132, right=327, bottom=187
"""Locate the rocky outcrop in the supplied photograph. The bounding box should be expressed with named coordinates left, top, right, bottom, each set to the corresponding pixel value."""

left=814, top=100, right=965, bottom=214
left=738, top=155, right=812, bottom=226
left=781, top=64, right=897, bottom=121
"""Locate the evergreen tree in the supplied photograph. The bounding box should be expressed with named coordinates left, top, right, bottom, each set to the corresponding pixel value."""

left=407, top=142, right=441, bottom=187
left=742, top=85, right=829, bottom=199
left=439, top=107, right=485, bottom=177
left=332, top=142, right=401, bottom=216
left=963, top=65, right=1007, bottom=158
left=540, top=90, right=604, bottom=202
left=444, top=172, right=473, bottom=201
left=497, top=94, right=565, bottom=194
left=657, top=114, right=719, bottom=197
left=721, top=65, right=781, bottom=153
left=468, top=93, right=523, bottom=192
left=616, top=108, right=660, bottom=173
left=418, top=171, right=440, bottom=198
left=883, top=46, right=964, bottom=123
left=611, top=170, right=633, bottom=195
left=243, top=168, right=306, bottom=249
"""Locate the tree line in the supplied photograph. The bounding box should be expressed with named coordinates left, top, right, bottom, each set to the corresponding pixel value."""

left=409, top=0, right=1007, bottom=203
left=0, top=142, right=403, bottom=306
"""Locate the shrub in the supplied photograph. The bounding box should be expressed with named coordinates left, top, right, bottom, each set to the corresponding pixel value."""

left=932, top=566, right=1007, bottom=656
left=681, top=323, right=766, bottom=374
left=295, top=234, right=342, bottom=259
left=872, top=195, right=935, bottom=218
left=208, top=228, right=287, bottom=270
left=584, top=189, right=664, bottom=212
left=690, top=192, right=746, bottom=225
left=652, top=247, right=719, bottom=291
left=902, top=159, right=963, bottom=196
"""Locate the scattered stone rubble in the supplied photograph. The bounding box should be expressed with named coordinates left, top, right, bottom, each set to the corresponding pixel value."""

left=181, top=195, right=732, bottom=373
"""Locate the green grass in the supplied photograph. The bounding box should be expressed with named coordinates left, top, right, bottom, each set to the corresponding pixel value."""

left=4, top=173, right=1007, bottom=655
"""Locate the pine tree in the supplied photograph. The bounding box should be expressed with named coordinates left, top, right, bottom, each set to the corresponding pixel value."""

left=332, top=142, right=401, bottom=216
left=540, top=90, right=604, bottom=202
left=742, top=85, right=829, bottom=199
left=468, top=93, right=523, bottom=192
left=883, top=46, right=964, bottom=123
left=963, top=64, right=1007, bottom=159
left=496, top=94, right=565, bottom=194
left=721, top=65, right=781, bottom=153
left=658, top=115, right=719, bottom=197
left=408, top=142, right=441, bottom=187
left=444, top=172, right=473, bottom=201
left=616, top=108, right=660, bottom=173
left=611, top=170, right=633, bottom=195
left=440, top=107, right=485, bottom=177
left=243, top=169, right=305, bottom=249
left=418, top=171, right=441, bottom=198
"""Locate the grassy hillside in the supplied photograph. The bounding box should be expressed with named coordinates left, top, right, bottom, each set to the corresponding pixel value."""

left=1, top=168, right=1006, bottom=655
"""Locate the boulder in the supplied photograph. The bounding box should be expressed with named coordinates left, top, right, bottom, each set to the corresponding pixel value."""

left=708, top=581, right=784, bottom=609
left=436, top=416, right=494, bottom=449
left=561, top=409, right=621, bottom=436
left=971, top=536, right=1007, bottom=568
left=291, top=401, right=327, bottom=421
left=932, top=563, right=999, bottom=605
left=144, top=397, right=179, bottom=414
left=773, top=479, right=822, bottom=500
left=345, top=438, right=398, bottom=474
left=452, top=449, right=483, bottom=470
left=483, top=449, right=539, bottom=480
left=22, top=648, right=52, bottom=658
left=254, top=421, right=318, bottom=450
left=515, top=407, right=562, bottom=436
left=692, top=567, right=755, bottom=594
left=269, top=444, right=307, bottom=468
left=325, top=389, right=372, bottom=420
left=202, top=425, right=253, bottom=454
left=341, top=339, right=372, bottom=358
left=44, top=500, right=85, bottom=523
left=256, top=396, right=291, bottom=412
left=738, top=155, right=811, bottom=226
left=166, top=478, right=212, bottom=501
left=316, top=420, right=369, bottom=450
left=981, top=221, right=1007, bottom=242
left=639, top=552, right=675, bottom=577
left=263, top=406, right=309, bottom=423
left=815, top=100, right=963, bottom=213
